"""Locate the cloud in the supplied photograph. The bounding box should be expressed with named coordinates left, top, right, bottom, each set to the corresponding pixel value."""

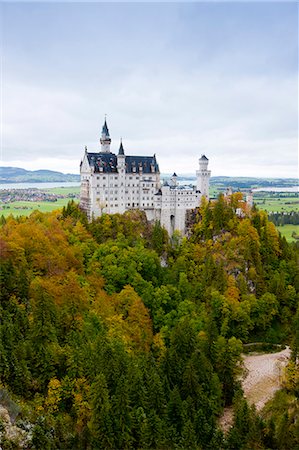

left=2, top=65, right=297, bottom=177
left=1, top=2, right=297, bottom=178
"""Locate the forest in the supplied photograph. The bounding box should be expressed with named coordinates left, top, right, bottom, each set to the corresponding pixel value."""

left=269, top=211, right=299, bottom=227
left=0, top=193, right=298, bottom=449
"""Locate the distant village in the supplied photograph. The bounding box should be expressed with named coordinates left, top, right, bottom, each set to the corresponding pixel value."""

left=0, top=188, right=78, bottom=211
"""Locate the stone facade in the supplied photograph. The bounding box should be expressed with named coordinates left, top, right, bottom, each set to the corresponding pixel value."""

left=80, top=120, right=211, bottom=235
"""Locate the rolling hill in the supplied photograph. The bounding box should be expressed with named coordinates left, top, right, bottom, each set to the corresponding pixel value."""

left=0, top=167, right=80, bottom=183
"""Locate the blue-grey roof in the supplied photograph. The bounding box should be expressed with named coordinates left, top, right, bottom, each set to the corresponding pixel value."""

left=200, top=154, right=208, bottom=161
left=87, top=153, right=118, bottom=172
left=118, top=141, right=125, bottom=155
left=102, top=120, right=110, bottom=138
left=125, top=155, right=159, bottom=174
left=86, top=152, right=159, bottom=174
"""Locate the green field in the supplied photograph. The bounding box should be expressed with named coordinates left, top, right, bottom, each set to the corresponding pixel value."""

left=254, top=197, right=298, bottom=213
left=0, top=198, right=79, bottom=218
left=0, top=186, right=80, bottom=218
left=276, top=224, right=299, bottom=243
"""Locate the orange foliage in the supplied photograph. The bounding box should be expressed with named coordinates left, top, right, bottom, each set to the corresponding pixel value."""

left=225, top=275, right=240, bottom=304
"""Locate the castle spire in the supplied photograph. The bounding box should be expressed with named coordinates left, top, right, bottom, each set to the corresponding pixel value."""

left=102, top=119, right=110, bottom=138
left=118, top=138, right=125, bottom=155
left=100, top=118, right=111, bottom=153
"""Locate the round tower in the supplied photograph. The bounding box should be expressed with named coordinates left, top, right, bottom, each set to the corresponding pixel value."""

left=196, top=154, right=211, bottom=199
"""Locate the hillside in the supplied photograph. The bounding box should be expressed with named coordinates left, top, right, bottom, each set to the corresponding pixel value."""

left=0, top=167, right=80, bottom=183
left=0, top=197, right=298, bottom=449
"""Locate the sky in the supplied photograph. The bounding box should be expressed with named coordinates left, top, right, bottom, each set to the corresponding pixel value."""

left=1, top=1, right=298, bottom=177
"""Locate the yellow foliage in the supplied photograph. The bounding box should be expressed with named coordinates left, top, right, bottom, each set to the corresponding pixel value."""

left=114, top=285, right=153, bottom=352
left=284, top=360, right=299, bottom=392
left=266, top=221, right=281, bottom=256
left=225, top=275, right=240, bottom=303
left=152, top=332, right=166, bottom=360
left=45, top=378, right=62, bottom=412
left=72, top=378, right=91, bottom=432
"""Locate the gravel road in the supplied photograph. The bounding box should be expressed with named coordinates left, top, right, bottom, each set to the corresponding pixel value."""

left=219, top=346, right=291, bottom=432
left=242, top=346, right=290, bottom=410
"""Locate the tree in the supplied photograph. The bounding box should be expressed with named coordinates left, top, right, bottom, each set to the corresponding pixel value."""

left=89, top=373, right=114, bottom=449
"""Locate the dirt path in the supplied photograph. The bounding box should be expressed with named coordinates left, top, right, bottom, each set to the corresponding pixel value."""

left=219, top=346, right=291, bottom=433
left=242, top=346, right=290, bottom=410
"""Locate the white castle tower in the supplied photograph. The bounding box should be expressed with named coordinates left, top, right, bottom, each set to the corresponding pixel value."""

left=196, top=155, right=211, bottom=199
left=100, top=119, right=111, bottom=153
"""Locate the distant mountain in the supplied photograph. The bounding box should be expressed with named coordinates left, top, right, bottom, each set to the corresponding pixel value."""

left=209, top=176, right=298, bottom=189
left=0, top=167, right=80, bottom=183
left=162, top=174, right=297, bottom=189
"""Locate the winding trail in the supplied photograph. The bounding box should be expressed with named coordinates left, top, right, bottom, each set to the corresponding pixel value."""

left=219, top=346, right=291, bottom=433
left=242, top=346, right=290, bottom=410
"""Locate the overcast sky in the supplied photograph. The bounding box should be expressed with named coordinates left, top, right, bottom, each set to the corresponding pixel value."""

left=1, top=1, right=298, bottom=177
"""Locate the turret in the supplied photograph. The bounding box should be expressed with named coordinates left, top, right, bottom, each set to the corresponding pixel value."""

left=170, top=172, right=178, bottom=187
left=117, top=139, right=126, bottom=213
left=100, top=119, right=111, bottom=153
left=118, top=140, right=125, bottom=156
left=117, top=139, right=125, bottom=168
left=196, top=154, right=211, bottom=199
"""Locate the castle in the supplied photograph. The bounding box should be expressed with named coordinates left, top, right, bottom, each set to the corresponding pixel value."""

left=80, top=120, right=211, bottom=235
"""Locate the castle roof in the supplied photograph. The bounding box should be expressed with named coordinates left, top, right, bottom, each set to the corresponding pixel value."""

left=199, top=154, right=208, bottom=161
left=86, top=152, right=159, bottom=174
left=102, top=120, right=110, bottom=138
left=118, top=141, right=125, bottom=155
left=87, top=153, right=117, bottom=172
left=125, top=155, right=159, bottom=174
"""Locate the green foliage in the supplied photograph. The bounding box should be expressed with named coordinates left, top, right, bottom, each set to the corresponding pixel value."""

left=0, top=196, right=298, bottom=448
left=225, top=393, right=265, bottom=449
